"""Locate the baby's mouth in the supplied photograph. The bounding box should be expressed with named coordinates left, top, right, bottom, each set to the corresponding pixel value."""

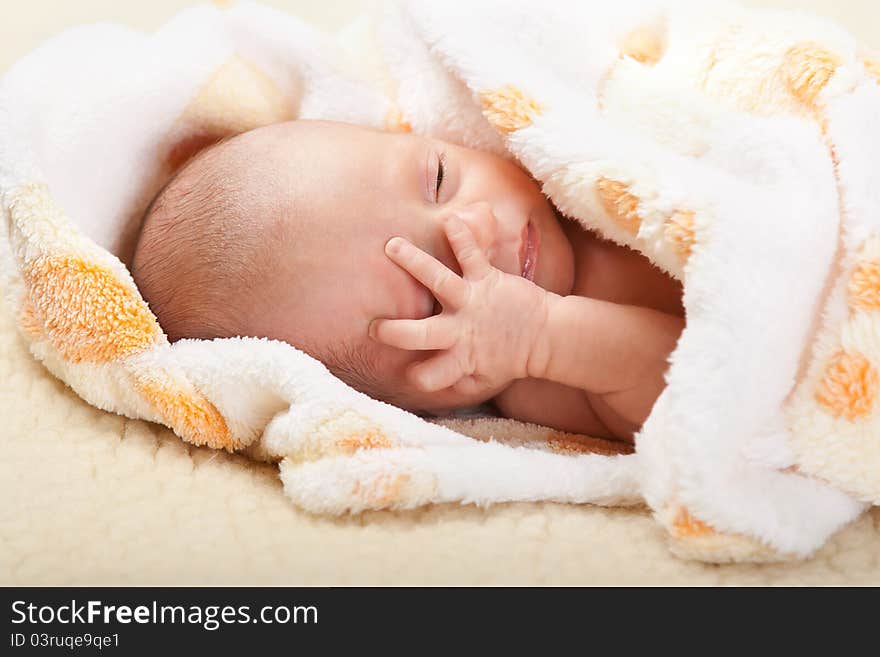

left=519, top=220, right=539, bottom=281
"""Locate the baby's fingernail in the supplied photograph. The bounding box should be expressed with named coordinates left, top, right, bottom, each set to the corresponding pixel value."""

left=386, top=237, right=403, bottom=254
left=368, top=320, right=378, bottom=339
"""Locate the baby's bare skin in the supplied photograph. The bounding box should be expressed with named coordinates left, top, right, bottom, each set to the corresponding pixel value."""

left=134, top=120, right=685, bottom=443
left=494, top=217, right=684, bottom=441
left=372, top=213, right=684, bottom=443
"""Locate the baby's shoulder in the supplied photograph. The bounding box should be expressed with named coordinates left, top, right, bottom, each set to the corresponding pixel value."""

left=567, top=224, right=684, bottom=316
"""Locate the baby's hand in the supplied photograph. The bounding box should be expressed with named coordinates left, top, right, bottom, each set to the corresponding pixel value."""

left=369, top=215, right=549, bottom=397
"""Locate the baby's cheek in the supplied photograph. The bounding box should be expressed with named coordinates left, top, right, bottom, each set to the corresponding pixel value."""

left=377, top=352, right=437, bottom=409
left=385, top=350, right=422, bottom=388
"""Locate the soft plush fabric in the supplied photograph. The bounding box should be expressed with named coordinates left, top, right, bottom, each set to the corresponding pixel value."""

left=0, top=0, right=643, bottom=535
left=2, top=294, right=880, bottom=584
left=2, top=0, right=880, bottom=574
left=368, top=0, right=880, bottom=562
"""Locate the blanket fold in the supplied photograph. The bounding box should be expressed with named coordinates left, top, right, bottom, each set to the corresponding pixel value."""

left=2, top=0, right=878, bottom=563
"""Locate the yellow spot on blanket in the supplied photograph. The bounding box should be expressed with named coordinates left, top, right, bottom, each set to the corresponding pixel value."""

left=620, top=21, right=666, bottom=65
left=849, top=261, right=880, bottom=311
left=672, top=508, right=714, bottom=538
left=352, top=474, right=410, bottom=507
left=134, top=376, right=237, bottom=451
left=15, top=296, right=44, bottom=340
left=480, top=85, right=542, bottom=134
left=783, top=43, right=839, bottom=107
left=384, top=105, right=412, bottom=133
left=664, top=210, right=696, bottom=260
left=864, top=52, right=880, bottom=85
left=190, top=56, right=291, bottom=133
left=337, top=431, right=394, bottom=453
left=165, top=56, right=294, bottom=170
left=815, top=351, right=878, bottom=420
left=23, top=255, right=161, bottom=363
left=595, top=177, right=642, bottom=234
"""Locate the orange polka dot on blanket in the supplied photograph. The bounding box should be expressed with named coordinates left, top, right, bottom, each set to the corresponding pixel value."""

left=620, top=20, right=666, bottom=65
left=783, top=42, right=840, bottom=107
left=384, top=105, right=412, bottom=133
left=163, top=55, right=295, bottom=171
left=480, top=85, right=542, bottom=134
left=815, top=351, right=879, bottom=420
left=15, top=296, right=45, bottom=340
left=664, top=210, right=696, bottom=261
left=849, top=261, right=880, bottom=311
left=22, top=255, right=161, bottom=363
left=595, top=178, right=642, bottom=235
left=672, top=507, right=715, bottom=538
left=864, top=52, right=880, bottom=85
left=134, top=374, right=237, bottom=451
left=337, top=431, right=394, bottom=454
left=351, top=474, right=410, bottom=507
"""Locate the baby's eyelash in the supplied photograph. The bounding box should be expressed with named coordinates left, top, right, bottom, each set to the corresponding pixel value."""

left=435, top=152, right=447, bottom=201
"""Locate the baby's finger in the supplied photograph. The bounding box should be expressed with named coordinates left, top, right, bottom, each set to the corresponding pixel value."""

left=444, top=215, right=490, bottom=280
left=452, top=375, right=485, bottom=398
left=407, top=351, right=467, bottom=392
left=385, top=237, right=467, bottom=307
left=368, top=317, right=455, bottom=351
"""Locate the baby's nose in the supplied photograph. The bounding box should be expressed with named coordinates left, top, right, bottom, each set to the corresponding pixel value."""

left=455, top=202, right=498, bottom=257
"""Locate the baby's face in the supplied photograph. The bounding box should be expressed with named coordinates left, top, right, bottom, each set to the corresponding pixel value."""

left=252, top=120, right=575, bottom=413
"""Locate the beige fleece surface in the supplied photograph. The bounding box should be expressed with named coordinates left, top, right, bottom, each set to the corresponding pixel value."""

left=2, top=0, right=880, bottom=585
left=3, top=294, right=880, bottom=585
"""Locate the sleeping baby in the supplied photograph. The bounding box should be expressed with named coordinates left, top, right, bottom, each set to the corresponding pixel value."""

left=130, top=119, right=685, bottom=442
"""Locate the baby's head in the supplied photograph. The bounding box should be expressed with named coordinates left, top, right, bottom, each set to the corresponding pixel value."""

left=131, top=120, right=574, bottom=413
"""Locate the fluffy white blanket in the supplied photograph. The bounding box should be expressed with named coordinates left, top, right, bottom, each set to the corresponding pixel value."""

left=2, top=0, right=879, bottom=563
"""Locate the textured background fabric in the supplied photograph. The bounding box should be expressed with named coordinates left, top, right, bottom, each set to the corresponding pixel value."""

left=2, top=0, right=879, bottom=584
left=3, top=0, right=879, bottom=73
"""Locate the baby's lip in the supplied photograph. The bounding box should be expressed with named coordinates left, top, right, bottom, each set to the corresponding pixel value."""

left=518, top=220, right=538, bottom=281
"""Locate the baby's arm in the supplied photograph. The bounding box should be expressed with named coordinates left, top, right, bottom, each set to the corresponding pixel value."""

left=493, top=377, right=620, bottom=439
left=370, top=216, right=682, bottom=435
left=527, top=295, right=684, bottom=430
